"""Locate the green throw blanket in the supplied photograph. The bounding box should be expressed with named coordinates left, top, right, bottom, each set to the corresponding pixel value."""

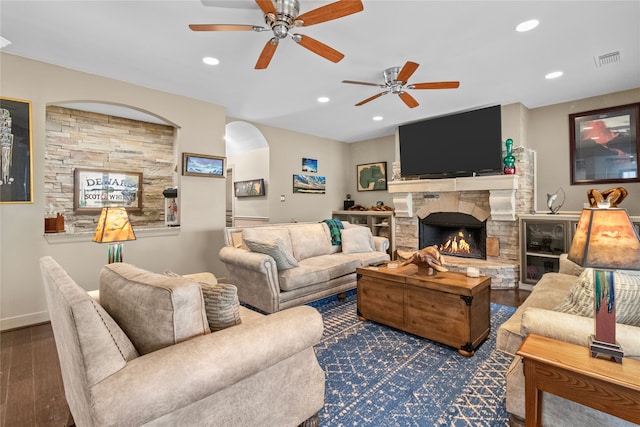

left=322, top=219, right=344, bottom=246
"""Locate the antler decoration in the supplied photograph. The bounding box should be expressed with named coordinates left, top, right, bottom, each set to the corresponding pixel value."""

left=400, top=245, right=448, bottom=276
left=587, top=187, right=628, bottom=208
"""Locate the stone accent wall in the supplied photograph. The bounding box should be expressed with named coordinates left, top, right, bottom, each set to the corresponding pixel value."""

left=394, top=146, right=536, bottom=289
left=45, top=106, right=176, bottom=231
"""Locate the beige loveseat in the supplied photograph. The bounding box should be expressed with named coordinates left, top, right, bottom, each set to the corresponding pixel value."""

left=497, top=255, right=640, bottom=426
left=219, top=221, right=390, bottom=313
left=40, top=256, right=325, bottom=426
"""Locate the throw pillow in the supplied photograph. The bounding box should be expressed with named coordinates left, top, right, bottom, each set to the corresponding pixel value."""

left=200, top=282, right=242, bottom=332
left=244, top=238, right=299, bottom=270
left=341, top=227, right=375, bottom=254
left=554, top=268, right=640, bottom=327
left=99, top=263, right=210, bottom=355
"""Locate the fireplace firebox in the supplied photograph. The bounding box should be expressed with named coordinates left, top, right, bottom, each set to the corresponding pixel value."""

left=419, top=212, right=487, bottom=260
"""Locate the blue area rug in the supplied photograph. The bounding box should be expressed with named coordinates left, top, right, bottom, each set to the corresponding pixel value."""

left=308, top=291, right=516, bottom=426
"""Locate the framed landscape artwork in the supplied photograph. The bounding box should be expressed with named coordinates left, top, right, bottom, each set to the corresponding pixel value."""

left=302, top=158, right=318, bottom=173
left=569, top=103, right=639, bottom=184
left=357, top=161, right=387, bottom=191
left=0, top=97, right=33, bottom=204
left=74, top=169, right=142, bottom=212
left=293, top=174, right=326, bottom=194
left=234, top=178, right=265, bottom=197
left=182, top=152, right=226, bottom=178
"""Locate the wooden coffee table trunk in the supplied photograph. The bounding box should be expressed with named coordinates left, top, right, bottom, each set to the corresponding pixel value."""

left=356, top=264, right=491, bottom=356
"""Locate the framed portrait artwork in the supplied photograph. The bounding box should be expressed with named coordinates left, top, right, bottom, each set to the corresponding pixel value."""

left=234, top=178, right=265, bottom=197
left=182, top=152, right=226, bottom=178
left=0, top=97, right=33, bottom=204
left=569, top=103, right=639, bottom=184
left=357, top=161, right=387, bottom=191
left=74, top=169, right=142, bottom=212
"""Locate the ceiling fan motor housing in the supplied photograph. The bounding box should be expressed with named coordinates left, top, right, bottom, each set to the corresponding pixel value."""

left=268, top=0, right=300, bottom=38
left=384, top=67, right=405, bottom=93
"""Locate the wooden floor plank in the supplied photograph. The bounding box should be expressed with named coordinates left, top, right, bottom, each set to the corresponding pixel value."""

left=2, top=327, right=36, bottom=426
left=32, top=324, right=69, bottom=426
left=1, top=330, right=15, bottom=425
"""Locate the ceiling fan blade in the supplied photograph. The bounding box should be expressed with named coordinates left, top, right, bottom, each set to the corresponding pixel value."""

left=397, top=61, right=420, bottom=83
left=410, top=81, right=460, bottom=90
left=355, top=92, right=387, bottom=107
left=399, top=92, right=419, bottom=108
left=342, top=80, right=383, bottom=87
left=255, top=38, right=278, bottom=69
left=296, top=0, right=364, bottom=26
left=189, top=24, right=260, bottom=31
left=255, top=0, right=276, bottom=15
left=293, top=34, right=344, bottom=63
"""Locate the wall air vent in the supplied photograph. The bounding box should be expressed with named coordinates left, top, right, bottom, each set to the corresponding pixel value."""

left=595, top=51, right=621, bottom=68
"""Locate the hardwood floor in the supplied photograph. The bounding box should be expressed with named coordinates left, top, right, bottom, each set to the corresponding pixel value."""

left=0, top=289, right=529, bottom=426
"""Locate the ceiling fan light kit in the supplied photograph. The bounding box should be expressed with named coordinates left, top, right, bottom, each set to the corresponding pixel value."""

left=343, top=61, right=460, bottom=108
left=189, top=0, right=363, bottom=69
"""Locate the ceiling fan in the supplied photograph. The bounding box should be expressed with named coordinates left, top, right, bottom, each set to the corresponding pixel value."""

left=342, top=61, right=460, bottom=108
left=189, top=0, right=364, bottom=69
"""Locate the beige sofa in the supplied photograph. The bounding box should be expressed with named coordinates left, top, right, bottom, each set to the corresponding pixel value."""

left=219, top=221, right=390, bottom=313
left=497, top=255, right=640, bottom=426
left=40, top=256, right=325, bottom=426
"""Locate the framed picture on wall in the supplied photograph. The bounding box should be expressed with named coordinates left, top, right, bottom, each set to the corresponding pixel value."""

left=74, top=169, right=142, bottom=212
left=0, top=96, right=33, bottom=204
left=234, top=178, right=265, bottom=197
left=569, top=103, right=639, bottom=184
left=357, top=161, right=387, bottom=191
left=302, top=158, right=318, bottom=173
left=182, top=152, right=226, bottom=177
left=293, top=174, right=326, bottom=194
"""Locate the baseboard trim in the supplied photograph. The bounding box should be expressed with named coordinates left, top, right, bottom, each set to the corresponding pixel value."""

left=1, top=311, right=50, bottom=331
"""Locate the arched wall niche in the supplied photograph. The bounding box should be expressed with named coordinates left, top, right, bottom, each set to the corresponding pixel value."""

left=225, top=121, right=270, bottom=224
left=45, top=101, right=179, bottom=231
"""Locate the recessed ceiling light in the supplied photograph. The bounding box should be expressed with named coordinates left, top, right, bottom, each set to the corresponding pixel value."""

left=317, top=97, right=330, bottom=103
left=0, top=36, right=11, bottom=49
left=516, top=19, right=539, bottom=32
left=372, top=116, right=383, bottom=121
left=545, top=71, right=563, bottom=79
left=202, top=57, right=220, bottom=66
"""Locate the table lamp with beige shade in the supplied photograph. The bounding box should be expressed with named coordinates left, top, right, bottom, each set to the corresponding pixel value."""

left=567, top=207, right=640, bottom=363
left=93, top=207, right=136, bottom=263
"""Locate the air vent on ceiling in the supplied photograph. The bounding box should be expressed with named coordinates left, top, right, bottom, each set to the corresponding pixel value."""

left=595, top=51, right=621, bottom=67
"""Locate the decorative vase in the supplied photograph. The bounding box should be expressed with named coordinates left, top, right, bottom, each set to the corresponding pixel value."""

left=503, top=138, right=516, bottom=175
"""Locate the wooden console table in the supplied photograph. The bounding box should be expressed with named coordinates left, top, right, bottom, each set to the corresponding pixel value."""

left=516, top=334, right=640, bottom=426
left=356, top=264, right=490, bottom=356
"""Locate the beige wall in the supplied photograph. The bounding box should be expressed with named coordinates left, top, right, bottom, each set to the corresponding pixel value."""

left=0, top=53, right=230, bottom=329
left=528, top=88, right=640, bottom=214
left=347, top=135, right=396, bottom=209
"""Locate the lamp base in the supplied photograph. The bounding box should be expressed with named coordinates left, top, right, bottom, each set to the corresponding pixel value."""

left=108, top=243, right=124, bottom=264
left=589, top=335, right=623, bottom=363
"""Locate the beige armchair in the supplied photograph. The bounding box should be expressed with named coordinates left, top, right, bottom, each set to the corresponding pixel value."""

left=40, top=256, right=325, bottom=426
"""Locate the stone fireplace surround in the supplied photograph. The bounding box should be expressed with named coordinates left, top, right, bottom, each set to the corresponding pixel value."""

left=387, top=151, right=537, bottom=289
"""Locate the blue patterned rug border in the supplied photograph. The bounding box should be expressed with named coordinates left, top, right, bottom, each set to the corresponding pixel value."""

left=308, top=291, right=516, bottom=426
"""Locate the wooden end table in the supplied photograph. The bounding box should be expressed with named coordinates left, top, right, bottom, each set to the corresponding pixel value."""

left=516, top=333, right=640, bottom=426
left=356, top=264, right=491, bottom=356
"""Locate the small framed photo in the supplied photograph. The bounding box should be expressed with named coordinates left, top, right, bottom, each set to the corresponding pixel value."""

left=302, top=158, right=318, bottom=173
left=357, top=161, right=387, bottom=191
left=569, top=103, right=639, bottom=184
left=234, top=178, right=265, bottom=197
left=182, top=152, right=226, bottom=178
left=293, top=174, right=325, bottom=194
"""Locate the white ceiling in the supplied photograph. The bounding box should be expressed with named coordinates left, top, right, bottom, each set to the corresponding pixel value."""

left=1, top=1, right=639, bottom=143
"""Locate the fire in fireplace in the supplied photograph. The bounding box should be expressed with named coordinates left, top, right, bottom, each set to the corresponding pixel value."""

left=419, top=212, right=487, bottom=260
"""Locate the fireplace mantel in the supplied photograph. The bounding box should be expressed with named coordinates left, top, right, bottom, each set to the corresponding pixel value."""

left=387, top=174, right=518, bottom=193
left=388, top=175, right=520, bottom=221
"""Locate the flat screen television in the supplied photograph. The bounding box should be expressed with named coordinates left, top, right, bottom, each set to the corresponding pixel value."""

left=398, top=105, right=503, bottom=178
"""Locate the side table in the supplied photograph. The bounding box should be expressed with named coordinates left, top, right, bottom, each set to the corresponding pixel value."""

left=516, top=333, right=640, bottom=426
